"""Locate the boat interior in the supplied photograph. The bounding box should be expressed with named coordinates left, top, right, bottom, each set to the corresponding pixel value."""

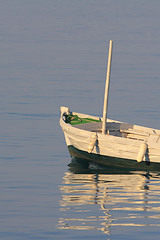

left=64, top=113, right=160, bottom=143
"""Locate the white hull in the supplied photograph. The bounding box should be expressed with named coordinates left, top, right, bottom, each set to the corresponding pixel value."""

left=60, top=107, right=160, bottom=166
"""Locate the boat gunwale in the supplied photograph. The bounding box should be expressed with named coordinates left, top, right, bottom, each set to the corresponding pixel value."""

left=60, top=109, right=160, bottom=152
left=61, top=110, right=160, bottom=136
left=60, top=112, right=145, bottom=146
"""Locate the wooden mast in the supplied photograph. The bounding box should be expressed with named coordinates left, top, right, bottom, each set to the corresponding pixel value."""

left=102, top=40, right=113, bottom=134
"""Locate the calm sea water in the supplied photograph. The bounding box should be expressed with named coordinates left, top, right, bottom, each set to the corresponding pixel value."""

left=1, top=0, right=160, bottom=239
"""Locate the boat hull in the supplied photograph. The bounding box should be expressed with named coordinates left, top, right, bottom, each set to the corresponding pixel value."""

left=68, top=145, right=160, bottom=171
left=60, top=108, right=160, bottom=170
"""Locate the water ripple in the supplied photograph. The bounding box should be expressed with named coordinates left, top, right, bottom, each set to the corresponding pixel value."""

left=58, top=170, right=160, bottom=237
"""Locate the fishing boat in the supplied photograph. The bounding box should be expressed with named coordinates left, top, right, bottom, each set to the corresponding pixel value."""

left=60, top=40, right=160, bottom=171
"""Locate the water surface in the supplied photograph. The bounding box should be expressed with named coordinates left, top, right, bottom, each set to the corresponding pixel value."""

left=1, top=0, right=160, bottom=239
left=58, top=164, right=160, bottom=240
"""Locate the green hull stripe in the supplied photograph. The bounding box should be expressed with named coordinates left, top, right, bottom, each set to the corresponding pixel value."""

left=68, top=145, right=160, bottom=171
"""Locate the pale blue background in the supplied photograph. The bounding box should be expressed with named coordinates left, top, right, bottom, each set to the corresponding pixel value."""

left=1, top=1, right=160, bottom=239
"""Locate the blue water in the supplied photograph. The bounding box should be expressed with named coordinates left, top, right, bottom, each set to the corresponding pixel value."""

left=1, top=0, right=160, bottom=239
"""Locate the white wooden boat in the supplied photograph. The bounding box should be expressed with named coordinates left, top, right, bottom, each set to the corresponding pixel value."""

left=60, top=41, right=160, bottom=171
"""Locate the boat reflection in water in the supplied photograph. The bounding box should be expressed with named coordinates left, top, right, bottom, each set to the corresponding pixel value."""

left=58, top=157, right=160, bottom=237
